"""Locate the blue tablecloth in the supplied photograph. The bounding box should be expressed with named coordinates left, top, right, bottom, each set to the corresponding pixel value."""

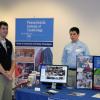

left=16, top=87, right=100, bottom=100
left=49, top=88, right=100, bottom=100
left=16, top=87, right=49, bottom=100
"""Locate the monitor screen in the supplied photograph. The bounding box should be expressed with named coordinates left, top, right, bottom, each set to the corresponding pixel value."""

left=40, top=65, right=68, bottom=83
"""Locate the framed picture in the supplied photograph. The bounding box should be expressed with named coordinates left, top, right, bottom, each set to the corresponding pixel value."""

left=76, top=55, right=93, bottom=89
left=93, top=56, right=100, bottom=90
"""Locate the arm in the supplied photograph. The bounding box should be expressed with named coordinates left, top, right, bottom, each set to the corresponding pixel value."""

left=7, top=47, right=15, bottom=78
left=61, top=47, right=67, bottom=65
left=10, top=47, right=15, bottom=75
left=0, top=64, right=12, bottom=80
left=0, top=64, right=6, bottom=75
left=84, top=45, right=90, bottom=55
left=9, top=60, right=15, bottom=75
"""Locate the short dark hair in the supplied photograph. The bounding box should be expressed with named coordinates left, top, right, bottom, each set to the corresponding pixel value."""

left=69, top=27, right=80, bottom=34
left=0, top=21, right=8, bottom=28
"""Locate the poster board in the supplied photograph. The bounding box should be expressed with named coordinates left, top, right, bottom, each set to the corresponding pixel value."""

left=15, top=18, right=54, bottom=87
left=93, top=56, right=100, bottom=90
left=76, top=55, right=93, bottom=89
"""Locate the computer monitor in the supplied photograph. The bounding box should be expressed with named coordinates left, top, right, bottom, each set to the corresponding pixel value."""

left=40, top=64, right=68, bottom=89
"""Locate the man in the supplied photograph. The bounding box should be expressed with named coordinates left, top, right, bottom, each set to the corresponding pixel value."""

left=0, top=21, right=15, bottom=100
left=62, top=27, right=89, bottom=87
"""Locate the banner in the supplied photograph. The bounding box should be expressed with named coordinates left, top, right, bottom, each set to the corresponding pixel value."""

left=16, top=18, right=53, bottom=43
left=15, top=18, right=54, bottom=87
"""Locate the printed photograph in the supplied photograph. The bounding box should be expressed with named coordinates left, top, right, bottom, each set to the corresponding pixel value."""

left=15, top=47, right=35, bottom=62
left=15, top=62, right=34, bottom=87
left=35, top=47, right=53, bottom=71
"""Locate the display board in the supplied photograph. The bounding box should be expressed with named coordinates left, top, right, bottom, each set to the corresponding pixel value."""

left=93, top=56, right=100, bottom=90
left=76, top=55, right=93, bottom=89
left=15, top=18, right=54, bottom=87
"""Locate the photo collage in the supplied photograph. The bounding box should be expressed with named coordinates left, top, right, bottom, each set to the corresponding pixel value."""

left=15, top=47, right=35, bottom=87
left=45, top=66, right=65, bottom=80
left=15, top=47, right=53, bottom=87
left=76, top=56, right=93, bottom=89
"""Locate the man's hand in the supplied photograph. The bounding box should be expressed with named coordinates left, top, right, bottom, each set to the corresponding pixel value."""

left=4, top=71, right=13, bottom=80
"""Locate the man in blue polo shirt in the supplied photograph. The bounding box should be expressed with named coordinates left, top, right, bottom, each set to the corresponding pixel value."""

left=62, top=27, right=89, bottom=87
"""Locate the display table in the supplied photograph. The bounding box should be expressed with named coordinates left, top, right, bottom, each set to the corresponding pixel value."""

left=48, top=88, right=100, bottom=100
left=16, top=86, right=100, bottom=100
left=16, top=87, right=49, bottom=100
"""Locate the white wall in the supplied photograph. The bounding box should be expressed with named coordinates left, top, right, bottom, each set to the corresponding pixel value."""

left=0, top=0, right=100, bottom=64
